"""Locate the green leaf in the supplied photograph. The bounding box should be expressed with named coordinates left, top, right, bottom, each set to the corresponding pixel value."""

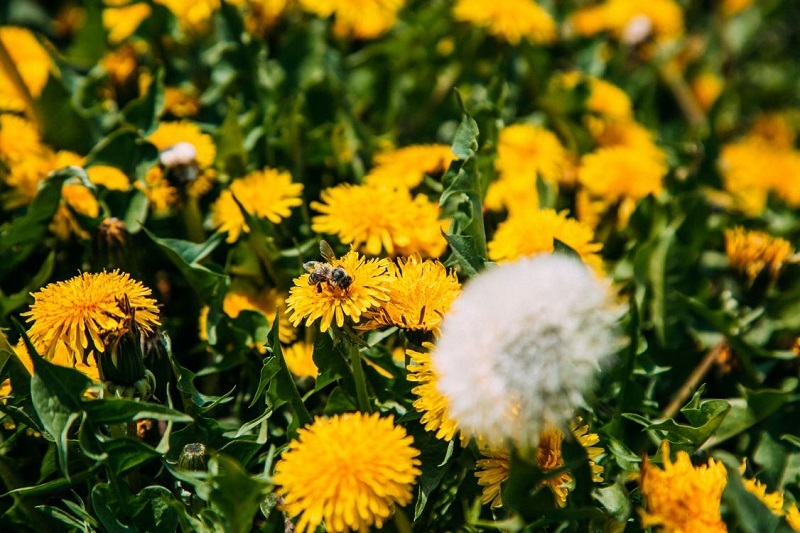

left=82, top=398, right=193, bottom=425
left=22, top=328, right=92, bottom=478
left=553, top=238, right=581, bottom=261
left=451, top=90, right=479, bottom=159
left=101, top=438, right=163, bottom=477
left=442, top=233, right=483, bottom=276
left=36, top=76, right=96, bottom=154
left=265, top=313, right=311, bottom=430
left=705, top=386, right=794, bottom=447
left=593, top=483, right=631, bottom=522
left=122, top=68, right=164, bottom=134
left=87, top=128, right=159, bottom=179
left=63, top=0, right=106, bottom=67
left=143, top=229, right=229, bottom=301
left=166, top=334, right=234, bottom=415
left=0, top=249, right=53, bottom=320
left=191, top=455, right=272, bottom=533
left=250, top=356, right=281, bottom=408
left=0, top=168, right=73, bottom=275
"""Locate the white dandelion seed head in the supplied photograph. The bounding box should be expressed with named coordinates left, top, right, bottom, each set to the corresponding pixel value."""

left=432, top=254, right=620, bottom=450
left=160, top=142, right=198, bottom=167
left=622, top=14, right=653, bottom=45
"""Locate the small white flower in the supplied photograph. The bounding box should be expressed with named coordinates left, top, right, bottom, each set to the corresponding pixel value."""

left=432, top=254, right=619, bottom=449
left=160, top=142, right=198, bottom=167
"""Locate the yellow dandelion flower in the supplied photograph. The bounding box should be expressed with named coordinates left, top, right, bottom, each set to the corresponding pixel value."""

left=138, top=167, right=176, bottom=213
left=720, top=0, right=753, bottom=17
left=282, top=341, right=318, bottom=379
left=222, top=287, right=297, bottom=345
left=22, top=271, right=160, bottom=363
left=87, top=165, right=130, bottom=191
left=298, top=0, right=405, bottom=40
left=211, top=168, right=303, bottom=243
left=0, top=114, right=44, bottom=165
left=740, top=460, right=784, bottom=515
left=286, top=249, right=392, bottom=333
left=101, top=45, right=138, bottom=85
left=568, top=5, right=611, bottom=37
left=0, top=27, right=54, bottom=112
left=230, top=0, right=288, bottom=35
left=103, top=3, right=152, bottom=44
left=274, top=413, right=421, bottom=533
left=639, top=441, right=728, bottom=533
left=365, top=256, right=461, bottom=334
left=485, top=124, right=568, bottom=213
left=311, top=183, right=448, bottom=257
left=724, top=227, right=793, bottom=282
left=787, top=502, right=800, bottom=531
left=475, top=448, right=509, bottom=508
left=163, top=86, right=200, bottom=117
left=407, top=344, right=459, bottom=441
left=604, top=0, right=684, bottom=44
left=579, top=146, right=667, bottom=203
left=476, top=419, right=604, bottom=508
left=51, top=183, right=100, bottom=241
left=750, top=113, right=796, bottom=150
left=364, top=144, right=455, bottom=189
left=718, top=137, right=789, bottom=215
left=154, top=0, right=220, bottom=32
left=453, top=0, right=557, bottom=45
left=587, top=118, right=661, bottom=156
left=148, top=121, right=216, bottom=169
left=2, top=154, right=53, bottom=209
left=488, top=209, right=603, bottom=273
left=556, top=72, right=633, bottom=121
left=691, top=72, right=724, bottom=112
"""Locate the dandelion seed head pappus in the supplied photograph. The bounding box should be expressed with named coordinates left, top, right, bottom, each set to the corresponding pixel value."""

left=432, top=254, right=620, bottom=449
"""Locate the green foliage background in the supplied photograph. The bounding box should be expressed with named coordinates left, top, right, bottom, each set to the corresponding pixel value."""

left=1, top=0, right=800, bottom=531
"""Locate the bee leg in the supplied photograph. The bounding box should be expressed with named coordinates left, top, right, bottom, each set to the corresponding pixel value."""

left=316, top=284, right=323, bottom=293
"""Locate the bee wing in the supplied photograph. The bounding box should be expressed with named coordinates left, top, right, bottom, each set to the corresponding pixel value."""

left=303, top=261, right=320, bottom=273
left=319, top=240, right=337, bottom=263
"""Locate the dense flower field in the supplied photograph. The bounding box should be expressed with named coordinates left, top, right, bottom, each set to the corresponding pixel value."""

left=1, top=0, right=800, bottom=531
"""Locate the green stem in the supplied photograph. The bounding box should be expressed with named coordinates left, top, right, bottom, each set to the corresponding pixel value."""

left=349, top=344, right=372, bottom=413
left=0, top=37, right=40, bottom=128
left=182, top=197, right=205, bottom=243
left=393, top=508, right=413, bottom=533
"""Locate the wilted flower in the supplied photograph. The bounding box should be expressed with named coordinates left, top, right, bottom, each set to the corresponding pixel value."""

left=286, top=249, right=393, bottom=332
left=453, top=0, right=556, bottom=45
left=432, top=254, right=618, bottom=449
left=639, top=441, right=728, bottom=532
left=725, top=227, right=793, bottom=282
left=476, top=418, right=604, bottom=508
left=273, top=413, right=421, bottom=533
left=211, top=168, right=304, bottom=243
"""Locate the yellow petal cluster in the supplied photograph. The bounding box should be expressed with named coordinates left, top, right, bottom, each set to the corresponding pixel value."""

left=148, top=121, right=216, bottom=169
left=298, top=0, right=405, bottom=39
left=22, top=271, right=160, bottom=363
left=364, top=144, right=455, bottom=189
left=211, top=168, right=304, bottom=243
left=154, top=0, right=220, bottom=32
left=639, top=441, right=728, bottom=533
left=0, top=27, right=54, bottom=112
left=570, top=0, right=684, bottom=44
left=365, top=256, right=460, bottom=334
left=488, top=208, right=604, bottom=273
left=311, top=183, right=447, bottom=257
left=453, top=0, right=556, bottom=45
left=273, top=412, right=421, bottom=533
left=740, top=459, right=785, bottom=515
left=578, top=146, right=667, bottom=203
left=407, top=345, right=459, bottom=441
left=286, top=249, right=393, bottom=332
left=282, top=341, right=318, bottom=379
left=103, top=3, right=152, bottom=44
left=485, top=124, right=567, bottom=213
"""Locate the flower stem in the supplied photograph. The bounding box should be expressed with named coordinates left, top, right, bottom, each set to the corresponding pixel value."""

left=182, top=196, right=205, bottom=243
left=661, top=341, right=724, bottom=420
left=349, top=344, right=372, bottom=413
left=0, top=37, right=40, bottom=128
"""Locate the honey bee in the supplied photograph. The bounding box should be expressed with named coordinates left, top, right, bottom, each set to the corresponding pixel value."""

left=303, top=240, right=354, bottom=293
